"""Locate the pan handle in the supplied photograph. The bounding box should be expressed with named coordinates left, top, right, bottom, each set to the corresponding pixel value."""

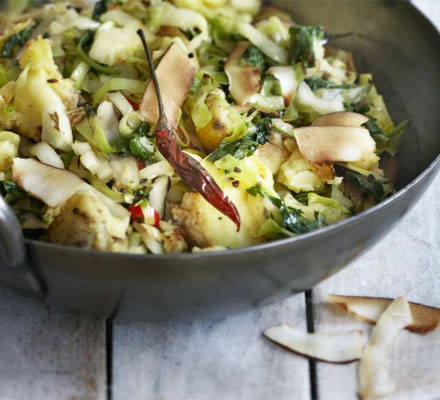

left=0, top=195, right=44, bottom=298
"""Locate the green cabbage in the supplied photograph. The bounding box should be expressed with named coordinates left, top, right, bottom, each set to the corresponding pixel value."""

left=92, top=78, right=146, bottom=105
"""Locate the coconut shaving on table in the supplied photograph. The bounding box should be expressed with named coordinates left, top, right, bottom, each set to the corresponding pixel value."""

left=0, top=0, right=408, bottom=254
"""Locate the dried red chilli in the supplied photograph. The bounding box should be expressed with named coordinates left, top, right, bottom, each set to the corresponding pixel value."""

left=137, top=30, right=241, bottom=231
left=129, top=205, right=144, bottom=223
left=125, top=96, right=140, bottom=111
left=154, top=209, right=160, bottom=228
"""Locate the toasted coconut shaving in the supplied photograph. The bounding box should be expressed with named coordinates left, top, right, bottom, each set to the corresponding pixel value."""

left=312, top=111, right=369, bottom=127
left=358, top=297, right=413, bottom=400
left=140, top=43, right=195, bottom=128
left=225, top=42, right=262, bottom=106
left=267, top=66, right=298, bottom=106
left=294, top=126, right=375, bottom=163
left=264, top=324, right=363, bottom=363
left=327, top=294, right=440, bottom=334
left=12, top=158, right=84, bottom=208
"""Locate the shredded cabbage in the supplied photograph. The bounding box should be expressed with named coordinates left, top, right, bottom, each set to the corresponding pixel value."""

left=0, top=0, right=404, bottom=254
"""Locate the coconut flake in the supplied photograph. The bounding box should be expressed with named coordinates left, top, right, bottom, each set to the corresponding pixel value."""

left=264, top=324, right=363, bottom=363
left=225, top=41, right=262, bottom=106
left=266, top=66, right=298, bottom=106
left=312, top=111, right=369, bottom=127
left=327, top=294, right=440, bottom=334
left=30, top=142, right=65, bottom=169
left=358, top=296, right=413, bottom=400
left=140, top=42, right=195, bottom=128
left=12, top=158, right=83, bottom=208
left=294, top=125, right=375, bottom=163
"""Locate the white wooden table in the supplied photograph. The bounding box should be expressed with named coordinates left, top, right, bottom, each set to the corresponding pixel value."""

left=0, top=2, right=439, bottom=399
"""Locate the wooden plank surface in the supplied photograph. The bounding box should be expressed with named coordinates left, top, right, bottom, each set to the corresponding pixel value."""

left=112, top=295, right=310, bottom=400
left=313, top=1, right=440, bottom=397
left=0, top=286, right=106, bottom=400
left=312, top=171, right=440, bottom=400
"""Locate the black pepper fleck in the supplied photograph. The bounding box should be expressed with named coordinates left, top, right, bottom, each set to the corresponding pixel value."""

left=233, top=167, right=242, bottom=173
left=73, top=208, right=80, bottom=215
left=232, top=181, right=239, bottom=188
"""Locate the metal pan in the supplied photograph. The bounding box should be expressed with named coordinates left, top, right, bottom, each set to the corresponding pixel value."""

left=1, top=0, right=439, bottom=320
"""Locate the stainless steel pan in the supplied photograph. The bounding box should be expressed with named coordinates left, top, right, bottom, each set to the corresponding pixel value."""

left=1, top=0, right=439, bottom=320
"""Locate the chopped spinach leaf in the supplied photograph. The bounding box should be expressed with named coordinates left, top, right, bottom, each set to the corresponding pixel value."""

left=344, top=101, right=370, bottom=114
left=0, top=180, right=27, bottom=199
left=208, top=117, right=272, bottom=162
left=305, top=77, right=354, bottom=91
left=283, top=208, right=326, bottom=234
left=116, top=122, right=154, bottom=162
left=129, top=136, right=153, bottom=162
left=136, top=121, right=150, bottom=137
left=243, top=44, right=265, bottom=73
left=362, top=117, right=409, bottom=155
left=247, top=184, right=327, bottom=235
left=288, top=25, right=324, bottom=67
left=250, top=116, right=272, bottom=144
left=208, top=136, right=259, bottom=162
left=294, top=191, right=309, bottom=205
left=181, top=28, right=199, bottom=40
left=334, top=164, right=391, bottom=202
left=1, top=26, right=34, bottom=59
left=0, top=180, right=45, bottom=213
left=92, top=0, right=119, bottom=21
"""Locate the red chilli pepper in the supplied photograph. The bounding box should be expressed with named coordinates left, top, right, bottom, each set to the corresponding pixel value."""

left=137, top=30, right=241, bottom=231
left=137, top=161, right=146, bottom=170
left=125, top=96, right=140, bottom=111
left=154, top=209, right=160, bottom=228
left=156, top=129, right=240, bottom=229
left=129, top=205, right=144, bottom=223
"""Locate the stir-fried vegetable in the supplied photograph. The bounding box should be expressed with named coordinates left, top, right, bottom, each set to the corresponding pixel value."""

left=0, top=0, right=407, bottom=253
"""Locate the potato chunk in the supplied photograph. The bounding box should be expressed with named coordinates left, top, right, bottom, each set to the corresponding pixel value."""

left=48, top=193, right=128, bottom=252
left=173, top=190, right=266, bottom=249
left=172, top=155, right=274, bottom=249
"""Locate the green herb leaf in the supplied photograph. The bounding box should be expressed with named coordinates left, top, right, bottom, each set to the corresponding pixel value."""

left=305, top=77, right=353, bottom=91
left=243, top=44, right=265, bottom=73
left=334, top=164, right=391, bottom=202
left=1, top=26, right=34, bottom=59
left=0, top=180, right=27, bottom=198
left=116, top=122, right=154, bottom=162
left=362, top=117, right=409, bottom=155
left=247, top=185, right=327, bottom=235
left=129, top=136, right=153, bottom=162
left=288, top=25, right=324, bottom=67
left=0, top=180, right=46, bottom=214
left=208, top=117, right=272, bottom=162
left=208, top=136, right=259, bottom=162
left=92, top=0, right=114, bottom=21
left=344, top=101, right=371, bottom=114
left=181, top=28, right=199, bottom=40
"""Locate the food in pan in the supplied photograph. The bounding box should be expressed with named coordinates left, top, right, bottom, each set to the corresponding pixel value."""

left=0, top=0, right=408, bottom=253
